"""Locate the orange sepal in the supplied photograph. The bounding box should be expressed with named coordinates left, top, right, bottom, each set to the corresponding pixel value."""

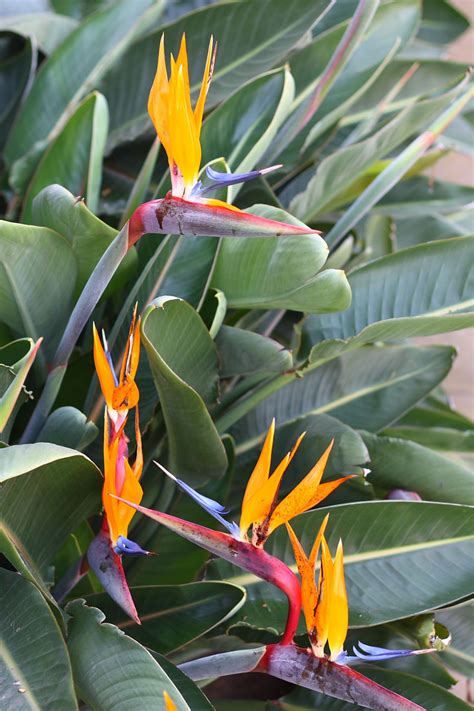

left=267, top=440, right=334, bottom=534
left=328, top=539, right=349, bottom=661
left=244, top=432, right=305, bottom=531
left=163, top=691, right=178, bottom=711
left=93, top=324, right=116, bottom=409
left=194, top=36, right=214, bottom=135
left=148, top=34, right=171, bottom=156
left=240, top=420, right=275, bottom=537
left=314, top=535, right=334, bottom=656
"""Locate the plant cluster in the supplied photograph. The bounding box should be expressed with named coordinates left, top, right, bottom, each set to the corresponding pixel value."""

left=0, top=0, right=473, bottom=709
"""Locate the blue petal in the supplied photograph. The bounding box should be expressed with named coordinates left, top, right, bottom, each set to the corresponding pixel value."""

left=114, top=536, right=150, bottom=556
left=154, top=461, right=240, bottom=538
left=345, top=642, right=419, bottom=664
left=192, top=164, right=282, bottom=196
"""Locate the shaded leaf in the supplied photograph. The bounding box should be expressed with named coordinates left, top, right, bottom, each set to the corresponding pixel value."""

left=67, top=600, right=193, bottom=710
left=86, top=581, right=246, bottom=654
left=22, top=91, right=109, bottom=223
left=141, top=296, right=227, bottom=484
left=1, top=568, right=78, bottom=710
left=0, top=443, right=100, bottom=589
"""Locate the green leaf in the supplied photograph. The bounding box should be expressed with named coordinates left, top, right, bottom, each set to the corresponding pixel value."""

left=85, top=581, right=246, bottom=654
left=362, top=431, right=474, bottom=504
left=0, top=35, right=36, bottom=149
left=436, top=602, right=474, bottom=678
left=4, top=0, right=163, bottom=183
left=22, top=91, right=109, bottom=223
left=1, top=568, right=78, bottom=710
left=67, top=600, right=194, bottom=710
left=0, top=338, right=41, bottom=439
left=200, top=67, right=294, bottom=203
left=216, top=326, right=293, bottom=378
left=0, top=443, right=101, bottom=589
left=0, top=220, right=78, bottom=364
left=149, top=652, right=214, bottom=710
left=37, top=406, right=98, bottom=451
left=224, top=345, right=454, bottom=438
left=211, top=205, right=350, bottom=313
left=141, top=296, right=227, bottom=484
left=32, top=185, right=137, bottom=297
left=290, top=85, right=464, bottom=221
left=273, top=0, right=420, bottom=165
left=0, top=12, right=77, bottom=54
left=101, top=0, right=331, bottom=149
left=208, top=501, right=473, bottom=634
left=417, top=0, right=469, bottom=45
left=301, top=237, right=474, bottom=361
left=375, top=176, right=474, bottom=218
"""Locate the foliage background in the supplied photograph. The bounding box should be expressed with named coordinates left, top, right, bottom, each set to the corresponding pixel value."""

left=0, top=0, right=473, bottom=709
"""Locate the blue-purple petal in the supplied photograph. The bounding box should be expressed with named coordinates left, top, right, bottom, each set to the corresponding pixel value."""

left=345, top=642, right=420, bottom=664
left=192, top=164, right=282, bottom=196
left=114, top=536, right=150, bottom=556
left=154, top=461, right=240, bottom=538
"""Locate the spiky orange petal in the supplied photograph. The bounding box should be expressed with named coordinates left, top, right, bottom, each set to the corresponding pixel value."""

left=328, top=539, right=349, bottom=661
left=148, top=35, right=171, bottom=156
left=93, top=324, right=116, bottom=409
left=314, top=535, right=333, bottom=656
left=194, top=36, right=214, bottom=135
left=267, top=440, right=334, bottom=534
left=163, top=690, right=178, bottom=711
left=240, top=420, right=275, bottom=536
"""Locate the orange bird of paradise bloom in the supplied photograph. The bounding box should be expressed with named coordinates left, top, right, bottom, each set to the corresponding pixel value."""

left=147, top=34, right=281, bottom=209
left=155, top=419, right=354, bottom=548
left=286, top=514, right=348, bottom=661
left=93, top=307, right=147, bottom=555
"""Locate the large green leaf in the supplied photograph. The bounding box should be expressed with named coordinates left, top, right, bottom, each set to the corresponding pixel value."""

left=0, top=443, right=101, bottom=589
left=375, top=175, right=474, bottom=219
left=290, top=85, right=463, bottom=221
left=0, top=221, right=77, bottom=364
left=301, top=237, right=474, bottom=361
left=0, top=34, right=36, bottom=149
left=22, top=91, right=109, bottom=223
left=216, top=326, right=293, bottom=378
left=85, top=581, right=246, bottom=654
left=417, top=0, right=469, bottom=45
left=101, top=0, right=331, bottom=149
left=4, top=0, right=162, bottom=181
left=362, top=431, right=474, bottom=505
left=224, top=344, right=454, bottom=438
left=211, top=205, right=350, bottom=312
left=436, top=602, right=474, bottom=678
left=207, top=501, right=473, bottom=634
left=67, top=600, right=196, bottom=710
left=1, top=568, right=78, bottom=710
left=36, top=406, right=98, bottom=451
left=32, top=185, right=136, bottom=297
left=141, top=296, right=227, bottom=484
left=0, top=12, right=77, bottom=54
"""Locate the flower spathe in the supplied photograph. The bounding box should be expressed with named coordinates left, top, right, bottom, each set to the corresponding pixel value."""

left=147, top=34, right=281, bottom=207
